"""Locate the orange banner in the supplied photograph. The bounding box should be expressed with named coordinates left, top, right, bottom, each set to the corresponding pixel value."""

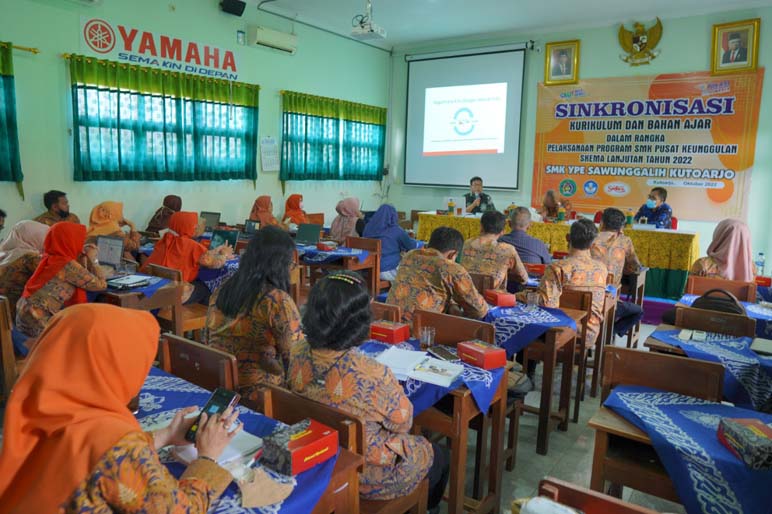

left=531, top=70, right=763, bottom=221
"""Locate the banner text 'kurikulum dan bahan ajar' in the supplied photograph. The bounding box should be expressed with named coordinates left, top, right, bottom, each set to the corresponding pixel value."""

left=532, top=70, right=763, bottom=221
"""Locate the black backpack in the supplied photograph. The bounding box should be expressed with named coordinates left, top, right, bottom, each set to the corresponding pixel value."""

left=662, top=288, right=746, bottom=324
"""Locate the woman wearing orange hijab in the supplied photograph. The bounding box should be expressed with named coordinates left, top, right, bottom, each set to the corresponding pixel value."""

left=15, top=222, right=107, bottom=338
left=249, top=195, right=284, bottom=228
left=0, top=303, right=240, bottom=513
left=86, top=201, right=141, bottom=260
left=283, top=194, right=308, bottom=225
left=141, top=211, right=232, bottom=304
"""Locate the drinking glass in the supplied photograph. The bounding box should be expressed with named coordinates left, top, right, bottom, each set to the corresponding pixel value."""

left=456, top=207, right=463, bottom=216
left=526, top=292, right=540, bottom=311
left=420, top=326, right=436, bottom=350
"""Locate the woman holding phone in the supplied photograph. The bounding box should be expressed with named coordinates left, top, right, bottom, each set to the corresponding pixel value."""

left=0, top=304, right=240, bottom=513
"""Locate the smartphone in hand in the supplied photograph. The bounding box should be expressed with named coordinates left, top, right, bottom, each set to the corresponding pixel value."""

left=185, top=388, right=241, bottom=443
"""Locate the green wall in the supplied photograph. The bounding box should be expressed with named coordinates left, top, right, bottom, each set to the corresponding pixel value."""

left=0, top=0, right=390, bottom=229
left=387, top=7, right=772, bottom=260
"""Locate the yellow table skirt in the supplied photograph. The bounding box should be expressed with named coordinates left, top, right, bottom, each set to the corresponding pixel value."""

left=416, top=213, right=700, bottom=272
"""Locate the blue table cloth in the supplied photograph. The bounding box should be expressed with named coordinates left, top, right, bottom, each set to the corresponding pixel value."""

left=86, top=275, right=171, bottom=302
left=358, top=339, right=505, bottom=415
left=198, top=258, right=240, bottom=292
left=759, top=285, right=772, bottom=303
left=484, top=306, right=577, bottom=357
left=605, top=385, right=772, bottom=514
left=298, top=245, right=370, bottom=264
left=138, top=367, right=338, bottom=514
left=679, top=294, right=772, bottom=337
left=650, top=329, right=772, bottom=412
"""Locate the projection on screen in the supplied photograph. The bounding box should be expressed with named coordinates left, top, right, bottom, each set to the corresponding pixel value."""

left=405, top=48, right=525, bottom=189
left=422, top=83, right=508, bottom=156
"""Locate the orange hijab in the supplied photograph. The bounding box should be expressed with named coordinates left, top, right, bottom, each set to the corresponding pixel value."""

left=250, top=195, right=279, bottom=226
left=283, top=194, right=308, bottom=225
left=141, top=211, right=207, bottom=282
left=87, top=201, right=124, bottom=237
left=22, top=222, right=88, bottom=305
left=0, top=304, right=159, bottom=513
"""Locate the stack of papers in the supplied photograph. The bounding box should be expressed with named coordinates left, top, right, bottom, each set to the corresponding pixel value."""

left=751, top=338, right=772, bottom=356
left=376, top=347, right=427, bottom=381
left=376, top=347, right=464, bottom=387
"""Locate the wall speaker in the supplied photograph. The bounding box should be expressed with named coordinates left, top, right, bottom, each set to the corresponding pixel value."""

left=220, top=0, right=246, bottom=17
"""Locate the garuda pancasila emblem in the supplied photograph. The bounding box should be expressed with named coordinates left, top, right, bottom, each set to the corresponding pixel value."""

left=619, top=17, right=663, bottom=66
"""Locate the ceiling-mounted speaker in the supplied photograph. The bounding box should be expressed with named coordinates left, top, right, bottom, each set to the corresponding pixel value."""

left=220, top=0, right=246, bottom=16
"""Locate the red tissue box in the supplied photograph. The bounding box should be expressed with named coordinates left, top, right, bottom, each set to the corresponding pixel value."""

left=262, top=419, right=339, bottom=476
left=718, top=418, right=772, bottom=470
left=370, top=321, right=411, bottom=344
left=457, top=340, right=506, bottom=370
left=316, top=241, right=338, bottom=251
left=756, top=276, right=771, bottom=287
left=484, top=289, right=516, bottom=307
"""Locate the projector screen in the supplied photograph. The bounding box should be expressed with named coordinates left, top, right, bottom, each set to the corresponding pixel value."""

left=405, top=47, right=526, bottom=189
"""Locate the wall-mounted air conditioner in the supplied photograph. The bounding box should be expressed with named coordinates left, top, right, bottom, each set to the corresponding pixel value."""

left=247, top=26, right=297, bottom=55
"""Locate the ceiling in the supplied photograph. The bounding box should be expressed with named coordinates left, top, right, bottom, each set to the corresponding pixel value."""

left=253, top=0, right=772, bottom=49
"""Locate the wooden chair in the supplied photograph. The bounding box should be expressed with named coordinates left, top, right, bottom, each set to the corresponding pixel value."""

left=148, top=264, right=208, bottom=341
left=674, top=306, right=756, bottom=337
left=620, top=267, right=647, bottom=348
left=412, top=309, right=494, bottom=345
left=158, top=333, right=239, bottom=391
left=532, top=477, right=658, bottom=514
left=307, top=213, right=325, bottom=226
left=371, top=301, right=401, bottom=322
left=0, top=296, right=26, bottom=400
left=252, top=384, right=429, bottom=514
left=469, top=272, right=494, bottom=294
left=591, top=347, right=724, bottom=501
left=685, top=275, right=757, bottom=302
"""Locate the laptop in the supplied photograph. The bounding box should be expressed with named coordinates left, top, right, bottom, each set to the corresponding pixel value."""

left=200, top=211, right=221, bottom=232
left=243, top=219, right=259, bottom=236
left=97, top=236, right=124, bottom=269
left=210, top=229, right=240, bottom=250
left=107, top=274, right=150, bottom=290
left=295, top=223, right=322, bottom=246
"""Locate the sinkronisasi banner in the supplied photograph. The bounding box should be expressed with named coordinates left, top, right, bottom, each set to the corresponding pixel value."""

left=532, top=70, right=763, bottom=221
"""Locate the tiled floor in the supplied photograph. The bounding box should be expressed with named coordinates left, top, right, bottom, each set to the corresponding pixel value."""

left=448, top=324, right=687, bottom=514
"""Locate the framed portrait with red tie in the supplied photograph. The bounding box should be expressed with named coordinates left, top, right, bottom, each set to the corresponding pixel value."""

left=544, top=40, right=580, bottom=86
left=711, top=18, right=760, bottom=75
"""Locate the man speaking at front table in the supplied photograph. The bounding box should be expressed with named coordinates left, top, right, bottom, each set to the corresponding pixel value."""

left=464, top=176, right=495, bottom=214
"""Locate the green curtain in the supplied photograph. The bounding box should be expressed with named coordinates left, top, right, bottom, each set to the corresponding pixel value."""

left=280, top=90, right=386, bottom=181
left=69, top=55, right=259, bottom=181
left=0, top=42, right=24, bottom=198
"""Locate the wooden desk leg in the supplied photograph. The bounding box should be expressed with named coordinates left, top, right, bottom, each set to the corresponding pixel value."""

left=590, top=430, right=609, bottom=493
left=172, top=301, right=183, bottom=336
left=559, top=336, right=575, bottom=431
left=537, top=335, right=557, bottom=455
left=448, top=395, right=470, bottom=514
left=472, top=413, right=490, bottom=499
left=487, top=380, right=507, bottom=513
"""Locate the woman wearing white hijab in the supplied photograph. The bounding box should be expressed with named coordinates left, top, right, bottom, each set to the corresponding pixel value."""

left=0, top=220, right=49, bottom=318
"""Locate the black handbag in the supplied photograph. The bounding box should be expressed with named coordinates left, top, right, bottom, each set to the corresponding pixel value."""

left=690, top=288, right=747, bottom=316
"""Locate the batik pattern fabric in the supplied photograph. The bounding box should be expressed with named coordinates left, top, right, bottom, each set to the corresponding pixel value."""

left=590, top=231, right=641, bottom=288
left=33, top=211, right=81, bottom=227
left=205, top=288, right=303, bottom=399
left=61, top=431, right=232, bottom=513
left=536, top=253, right=608, bottom=346
left=461, top=237, right=527, bottom=290
left=288, top=345, right=433, bottom=500
left=386, top=248, right=489, bottom=323
left=15, top=261, right=107, bottom=337
left=0, top=252, right=39, bottom=318
left=688, top=255, right=753, bottom=280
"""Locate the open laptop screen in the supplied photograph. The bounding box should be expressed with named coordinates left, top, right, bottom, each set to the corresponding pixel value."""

left=295, top=224, right=322, bottom=246
left=97, top=236, right=124, bottom=268
left=200, top=211, right=221, bottom=231
left=210, top=230, right=239, bottom=250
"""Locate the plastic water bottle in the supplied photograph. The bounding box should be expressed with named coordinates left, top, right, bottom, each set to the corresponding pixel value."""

left=626, top=209, right=634, bottom=227
left=447, top=197, right=455, bottom=215
left=756, top=252, right=765, bottom=276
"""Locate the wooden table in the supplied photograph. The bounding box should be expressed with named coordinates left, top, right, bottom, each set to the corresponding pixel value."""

left=523, top=307, right=586, bottom=455
left=95, top=282, right=183, bottom=335
left=306, top=254, right=380, bottom=296
left=311, top=448, right=365, bottom=514
left=413, top=364, right=509, bottom=514
left=588, top=406, right=678, bottom=502
left=642, top=323, right=687, bottom=356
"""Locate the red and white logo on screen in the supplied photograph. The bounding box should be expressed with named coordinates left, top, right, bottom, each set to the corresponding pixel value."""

left=84, top=19, right=116, bottom=54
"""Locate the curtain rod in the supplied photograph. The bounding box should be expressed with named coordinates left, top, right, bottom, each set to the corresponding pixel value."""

left=9, top=45, right=40, bottom=54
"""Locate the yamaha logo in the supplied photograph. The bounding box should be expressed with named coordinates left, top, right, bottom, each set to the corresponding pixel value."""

left=84, top=19, right=116, bottom=54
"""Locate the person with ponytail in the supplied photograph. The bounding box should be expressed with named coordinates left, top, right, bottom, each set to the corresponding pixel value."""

left=205, top=226, right=303, bottom=399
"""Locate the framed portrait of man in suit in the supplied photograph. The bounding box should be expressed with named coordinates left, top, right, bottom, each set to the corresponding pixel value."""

left=711, top=18, right=760, bottom=75
left=545, top=40, right=580, bottom=86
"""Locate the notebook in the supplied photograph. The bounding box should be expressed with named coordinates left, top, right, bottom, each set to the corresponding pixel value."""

left=173, top=429, right=263, bottom=467
left=210, top=229, right=239, bottom=250
left=97, top=236, right=124, bottom=269
left=751, top=338, right=772, bottom=356
left=409, top=357, right=464, bottom=387
left=200, top=211, right=221, bottom=232
left=295, top=223, right=322, bottom=246
left=376, top=347, right=427, bottom=382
